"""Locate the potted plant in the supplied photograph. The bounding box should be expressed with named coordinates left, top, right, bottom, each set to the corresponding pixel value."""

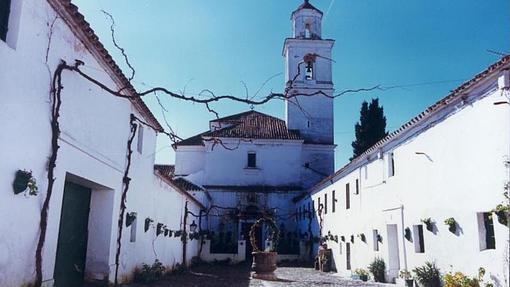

left=357, top=233, right=366, bottom=242
left=399, top=269, right=414, bottom=287
left=492, top=204, right=509, bottom=226
left=144, top=218, right=154, bottom=232
left=12, top=169, right=38, bottom=196
left=355, top=268, right=369, bottom=282
left=126, top=212, right=137, bottom=227
left=421, top=218, right=434, bottom=232
left=250, top=216, right=280, bottom=280
left=350, top=235, right=354, bottom=243
left=404, top=227, right=412, bottom=241
left=368, top=258, right=386, bottom=282
left=444, top=217, right=456, bottom=233
left=412, top=261, right=441, bottom=287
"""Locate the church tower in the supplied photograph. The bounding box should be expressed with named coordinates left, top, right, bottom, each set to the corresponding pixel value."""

left=284, top=0, right=335, bottom=186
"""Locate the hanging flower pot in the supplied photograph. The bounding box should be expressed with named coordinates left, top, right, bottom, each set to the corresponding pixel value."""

left=350, top=235, right=354, bottom=243
left=404, top=227, right=412, bottom=241
left=421, top=218, right=434, bottom=232
left=13, top=170, right=38, bottom=195
left=126, top=212, right=137, bottom=227
left=340, top=235, right=345, bottom=242
left=357, top=233, right=366, bottom=243
left=444, top=217, right=457, bottom=233
left=156, top=223, right=164, bottom=236
left=492, top=204, right=509, bottom=226
left=144, top=218, right=153, bottom=232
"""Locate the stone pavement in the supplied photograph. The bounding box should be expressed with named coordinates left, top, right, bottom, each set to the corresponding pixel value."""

left=127, top=263, right=389, bottom=287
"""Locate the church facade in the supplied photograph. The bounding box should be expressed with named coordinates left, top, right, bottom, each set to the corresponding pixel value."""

left=172, top=1, right=334, bottom=257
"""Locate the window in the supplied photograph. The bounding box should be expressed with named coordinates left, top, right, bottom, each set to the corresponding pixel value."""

left=137, top=125, right=144, bottom=153
left=332, top=190, right=336, bottom=213
left=304, top=23, right=311, bottom=39
left=0, top=0, right=10, bottom=42
left=388, top=152, right=395, bottom=177
left=364, top=166, right=368, bottom=180
left=478, top=212, right=496, bottom=250
left=247, top=152, right=257, bottom=168
left=413, top=225, right=425, bottom=253
left=345, top=183, right=350, bottom=209
left=305, top=61, right=313, bottom=80
left=324, top=193, right=328, bottom=214
left=130, top=217, right=137, bottom=242
left=355, top=179, right=359, bottom=195
left=372, top=229, right=379, bottom=251
left=312, top=200, right=315, bottom=217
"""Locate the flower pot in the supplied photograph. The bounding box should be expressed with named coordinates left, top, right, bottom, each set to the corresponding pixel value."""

left=13, top=170, right=31, bottom=194
left=448, top=224, right=456, bottom=233
left=360, top=274, right=368, bottom=282
left=405, top=279, right=414, bottom=287
left=251, top=251, right=277, bottom=280
left=425, top=223, right=433, bottom=232
left=496, top=211, right=508, bottom=226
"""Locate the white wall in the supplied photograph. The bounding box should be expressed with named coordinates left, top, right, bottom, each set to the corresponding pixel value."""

left=298, top=71, right=510, bottom=285
left=0, top=1, right=205, bottom=286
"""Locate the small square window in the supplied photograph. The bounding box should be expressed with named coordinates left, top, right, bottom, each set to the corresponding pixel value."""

left=247, top=152, right=257, bottom=168
left=130, top=217, right=137, bottom=243
left=388, top=152, right=395, bottom=177
left=355, top=179, right=359, bottom=195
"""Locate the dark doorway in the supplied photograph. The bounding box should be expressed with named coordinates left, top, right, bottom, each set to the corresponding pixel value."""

left=54, top=181, right=92, bottom=287
left=346, top=242, right=351, bottom=270
left=241, top=222, right=262, bottom=261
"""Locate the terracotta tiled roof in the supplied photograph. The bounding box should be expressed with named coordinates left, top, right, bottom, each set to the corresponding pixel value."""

left=153, top=165, right=205, bottom=208
left=305, top=55, right=510, bottom=196
left=48, top=0, right=163, bottom=131
left=293, top=0, right=323, bottom=16
left=173, top=111, right=302, bottom=147
left=154, top=164, right=175, bottom=177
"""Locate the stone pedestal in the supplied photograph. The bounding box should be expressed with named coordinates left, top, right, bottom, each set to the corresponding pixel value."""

left=251, top=252, right=277, bottom=280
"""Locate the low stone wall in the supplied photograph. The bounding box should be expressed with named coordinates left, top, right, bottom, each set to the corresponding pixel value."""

left=200, top=240, right=246, bottom=264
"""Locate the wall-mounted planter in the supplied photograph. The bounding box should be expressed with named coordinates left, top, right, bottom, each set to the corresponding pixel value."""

left=156, top=223, right=164, bottom=236
left=350, top=235, right=354, bottom=243
left=340, top=236, right=345, bottom=242
left=421, top=218, right=434, bottom=232
left=144, top=218, right=153, bottom=232
left=404, top=227, right=412, bottom=241
left=13, top=170, right=38, bottom=195
left=444, top=217, right=456, bottom=233
left=496, top=211, right=508, bottom=226
left=377, top=234, right=383, bottom=243
left=357, top=233, right=366, bottom=242
left=126, top=212, right=137, bottom=227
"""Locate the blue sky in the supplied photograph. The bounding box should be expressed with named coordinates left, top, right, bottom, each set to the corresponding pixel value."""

left=72, top=0, right=509, bottom=168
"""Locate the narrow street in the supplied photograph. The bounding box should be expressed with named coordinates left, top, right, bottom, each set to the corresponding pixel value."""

left=126, top=263, right=387, bottom=287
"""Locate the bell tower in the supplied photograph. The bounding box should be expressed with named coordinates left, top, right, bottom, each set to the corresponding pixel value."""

left=284, top=0, right=335, bottom=186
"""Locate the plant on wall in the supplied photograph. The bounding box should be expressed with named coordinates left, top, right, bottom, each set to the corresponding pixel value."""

left=357, top=233, right=366, bottom=242
left=491, top=204, right=509, bottom=226
left=156, top=223, right=164, bottom=236
left=144, top=218, right=154, bottom=232
left=377, top=234, right=383, bottom=243
left=421, top=218, right=434, bottom=232
left=126, top=212, right=137, bottom=227
left=12, top=169, right=38, bottom=196
left=444, top=218, right=456, bottom=233
left=350, top=235, right=355, bottom=243
left=340, top=235, right=345, bottom=242
left=404, top=227, right=412, bottom=241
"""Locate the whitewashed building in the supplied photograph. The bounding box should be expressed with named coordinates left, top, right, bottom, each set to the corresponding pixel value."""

left=172, top=0, right=335, bottom=259
left=0, top=0, right=204, bottom=286
left=296, top=56, right=510, bottom=285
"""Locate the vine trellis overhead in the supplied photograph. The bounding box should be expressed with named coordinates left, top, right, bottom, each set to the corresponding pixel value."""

left=33, top=7, right=381, bottom=285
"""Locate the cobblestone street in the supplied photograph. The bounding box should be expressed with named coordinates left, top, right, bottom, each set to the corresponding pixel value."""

left=127, top=263, right=388, bottom=287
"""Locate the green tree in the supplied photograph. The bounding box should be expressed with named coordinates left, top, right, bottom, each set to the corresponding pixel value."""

left=351, top=98, right=388, bottom=160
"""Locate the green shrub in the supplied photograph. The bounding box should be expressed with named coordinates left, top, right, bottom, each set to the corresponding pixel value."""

left=368, top=258, right=386, bottom=282
left=134, top=259, right=166, bottom=283
left=413, top=261, right=441, bottom=287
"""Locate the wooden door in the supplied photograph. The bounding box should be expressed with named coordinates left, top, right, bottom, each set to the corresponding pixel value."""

left=54, top=181, right=92, bottom=287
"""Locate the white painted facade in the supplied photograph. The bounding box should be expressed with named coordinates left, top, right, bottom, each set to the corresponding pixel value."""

left=0, top=1, right=203, bottom=286
left=297, top=59, right=510, bottom=285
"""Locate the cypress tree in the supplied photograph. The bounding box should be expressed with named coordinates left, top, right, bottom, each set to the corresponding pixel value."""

left=351, top=98, right=388, bottom=160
